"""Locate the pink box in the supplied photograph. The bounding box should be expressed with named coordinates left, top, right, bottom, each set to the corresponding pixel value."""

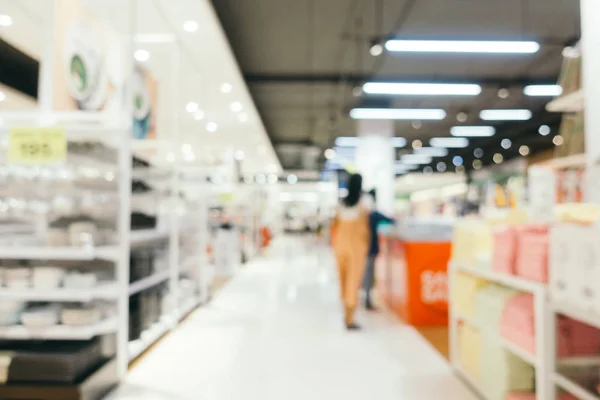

left=506, top=393, right=576, bottom=400
left=493, top=227, right=518, bottom=275
left=557, top=316, right=600, bottom=357
left=515, top=231, right=549, bottom=283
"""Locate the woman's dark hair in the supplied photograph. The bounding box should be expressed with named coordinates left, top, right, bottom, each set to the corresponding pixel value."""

left=343, top=173, right=363, bottom=207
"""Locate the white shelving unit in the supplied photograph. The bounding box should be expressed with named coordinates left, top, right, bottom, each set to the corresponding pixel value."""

left=0, top=317, right=118, bottom=340
left=448, top=261, right=549, bottom=400
left=546, top=89, right=584, bottom=113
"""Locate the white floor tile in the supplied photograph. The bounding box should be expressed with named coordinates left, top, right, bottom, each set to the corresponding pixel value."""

left=108, top=236, right=477, bottom=400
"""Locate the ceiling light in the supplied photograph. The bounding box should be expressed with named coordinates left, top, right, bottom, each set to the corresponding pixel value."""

left=194, top=110, right=205, bottom=120
left=220, top=83, right=233, bottom=93
left=256, top=174, right=267, bottom=184
left=501, top=138, right=512, bottom=149
left=349, top=108, right=446, bottom=120
left=474, top=148, right=484, bottom=158
left=437, top=162, right=447, bottom=172
left=334, top=136, right=406, bottom=148
left=430, top=137, right=469, bottom=148
left=450, top=126, right=495, bottom=137
left=395, top=163, right=419, bottom=172
left=412, top=121, right=422, bottom=129
left=0, top=15, right=13, bottom=27
left=369, top=43, right=384, bottom=56
left=412, top=140, right=422, bottom=149
left=385, top=39, right=540, bottom=54
left=423, top=166, right=434, bottom=174
left=230, top=101, right=243, bottom=112
left=472, top=159, right=483, bottom=170
left=452, top=156, right=463, bottom=166
left=0, top=91, right=5, bottom=102
left=456, top=112, right=468, bottom=122
left=497, top=88, right=510, bottom=99
left=493, top=153, right=504, bottom=164
left=391, top=137, right=407, bottom=148
left=206, top=122, right=218, bottom=132
left=352, top=86, right=363, bottom=97
left=324, top=148, right=336, bottom=160
left=183, top=20, right=198, bottom=32
left=287, top=174, right=298, bottom=184
left=519, top=145, right=530, bottom=156
left=186, top=102, right=199, bottom=113
left=401, top=154, right=432, bottom=165
left=524, top=85, right=563, bottom=97
left=234, top=150, right=245, bottom=161
left=553, top=135, right=564, bottom=146
left=456, top=165, right=465, bottom=173
left=238, top=112, right=249, bottom=123
left=415, top=147, right=448, bottom=157
left=362, top=82, right=481, bottom=96
left=134, top=49, right=150, bottom=62
left=479, top=109, right=532, bottom=121
left=539, top=125, right=551, bottom=136
left=267, top=174, right=278, bottom=184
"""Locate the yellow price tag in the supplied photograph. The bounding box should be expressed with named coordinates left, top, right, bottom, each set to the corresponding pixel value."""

left=8, top=127, right=67, bottom=165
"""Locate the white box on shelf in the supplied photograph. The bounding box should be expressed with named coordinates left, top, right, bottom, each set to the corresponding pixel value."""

left=571, top=226, right=598, bottom=311
left=549, top=225, right=575, bottom=305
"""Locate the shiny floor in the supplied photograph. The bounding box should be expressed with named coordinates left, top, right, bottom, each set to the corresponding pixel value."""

left=108, top=236, right=477, bottom=400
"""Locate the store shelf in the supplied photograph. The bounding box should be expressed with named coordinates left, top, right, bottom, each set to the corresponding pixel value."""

left=0, top=246, right=119, bottom=261
left=454, top=312, right=538, bottom=367
left=0, top=317, right=117, bottom=340
left=557, top=356, right=600, bottom=367
left=552, top=301, right=600, bottom=331
left=129, top=229, right=169, bottom=246
left=128, top=319, right=171, bottom=362
left=0, top=282, right=117, bottom=302
left=129, top=270, right=170, bottom=296
left=546, top=89, right=584, bottom=113
left=452, top=262, right=546, bottom=295
left=453, top=364, right=487, bottom=399
left=554, top=372, right=600, bottom=400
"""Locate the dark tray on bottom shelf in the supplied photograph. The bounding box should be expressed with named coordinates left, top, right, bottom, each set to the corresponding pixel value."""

left=0, top=358, right=117, bottom=400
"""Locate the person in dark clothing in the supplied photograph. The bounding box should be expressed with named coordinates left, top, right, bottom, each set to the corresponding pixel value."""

left=363, top=189, right=395, bottom=310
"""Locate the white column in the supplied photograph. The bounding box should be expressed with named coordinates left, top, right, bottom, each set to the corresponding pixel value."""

left=355, top=120, right=395, bottom=215
left=581, top=0, right=600, bottom=166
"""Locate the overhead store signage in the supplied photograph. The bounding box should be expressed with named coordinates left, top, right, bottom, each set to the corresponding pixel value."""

left=8, top=127, right=67, bottom=165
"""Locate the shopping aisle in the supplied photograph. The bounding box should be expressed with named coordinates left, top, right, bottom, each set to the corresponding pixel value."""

left=108, top=236, right=476, bottom=400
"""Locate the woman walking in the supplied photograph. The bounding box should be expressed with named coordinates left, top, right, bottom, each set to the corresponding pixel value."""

left=331, top=174, right=369, bottom=330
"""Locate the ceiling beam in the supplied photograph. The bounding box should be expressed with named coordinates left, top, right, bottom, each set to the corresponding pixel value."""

left=244, top=74, right=558, bottom=86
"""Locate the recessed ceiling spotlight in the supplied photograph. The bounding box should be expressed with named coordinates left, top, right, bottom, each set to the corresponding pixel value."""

left=538, top=125, right=551, bottom=136
left=287, top=174, right=298, bottom=184
left=324, top=148, right=336, bottom=160
left=472, top=159, right=483, bottom=170
left=0, top=15, right=13, bottom=27
left=255, top=174, right=267, bottom=184
left=436, top=162, right=447, bottom=172
left=519, top=145, right=530, bottom=156
left=369, top=42, right=384, bottom=56
left=186, top=102, right=199, bottom=113
left=234, top=150, right=245, bottom=161
left=456, top=112, right=468, bottom=122
left=412, top=121, right=422, bottom=129
left=456, top=165, right=465, bottom=173
left=412, top=140, right=423, bottom=150
left=501, top=138, right=512, bottom=149
left=134, top=49, right=150, bottom=62
left=183, top=20, right=198, bottom=32
left=497, top=88, right=510, bottom=99
left=352, top=86, right=363, bottom=97
left=423, top=166, right=434, bottom=174
left=206, top=122, right=218, bottom=132
left=553, top=135, right=564, bottom=146
left=220, top=83, right=233, bottom=93
left=493, top=153, right=504, bottom=164
left=230, top=101, right=243, bottom=112
left=452, top=155, right=463, bottom=167
left=238, top=112, right=249, bottom=123
left=194, top=110, right=205, bottom=120
left=474, top=148, right=484, bottom=158
left=385, top=39, right=540, bottom=54
left=0, top=91, right=5, bottom=102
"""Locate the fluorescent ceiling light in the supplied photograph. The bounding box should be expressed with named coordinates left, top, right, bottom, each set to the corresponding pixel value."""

left=401, top=154, right=432, bottom=165
left=415, top=147, right=448, bottom=157
left=523, top=85, right=563, bottom=97
left=450, top=126, right=495, bottom=137
left=430, top=137, right=469, bottom=148
left=134, top=49, right=150, bottom=62
left=362, top=82, right=481, bottom=96
left=0, top=15, right=13, bottom=27
left=391, top=137, right=407, bottom=148
left=395, top=163, right=419, bottom=171
left=334, top=136, right=406, bottom=147
left=385, top=39, right=540, bottom=54
left=183, top=20, right=198, bottom=33
left=349, top=108, right=446, bottom=120
left=479, top=109, right=532, bottom=121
